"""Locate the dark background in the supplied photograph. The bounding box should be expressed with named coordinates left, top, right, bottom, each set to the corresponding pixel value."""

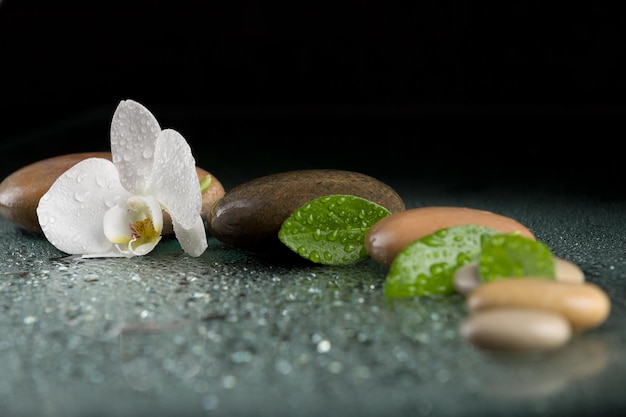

left=1, top=0, right=624, bottom=193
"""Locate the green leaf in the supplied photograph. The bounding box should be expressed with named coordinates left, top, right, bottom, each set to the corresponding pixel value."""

left=278, top=195, right=391, bottom=265
left=384, top=225, right=500, bottom=298
left=478, top=233, right=555, bottom=282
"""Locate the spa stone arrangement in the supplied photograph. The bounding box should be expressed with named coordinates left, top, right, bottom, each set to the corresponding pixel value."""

left=0, top=99, right=622, bottom=417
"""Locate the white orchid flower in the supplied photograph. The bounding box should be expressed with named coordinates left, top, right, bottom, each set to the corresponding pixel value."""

left=36, top=99, right=208, bottom=258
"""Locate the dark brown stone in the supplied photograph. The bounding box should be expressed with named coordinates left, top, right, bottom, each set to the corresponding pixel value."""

left=207, top=169, right=405, bottom=256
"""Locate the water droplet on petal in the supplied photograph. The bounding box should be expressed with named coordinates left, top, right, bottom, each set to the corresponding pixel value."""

left=64, top=170, right=77, bottom=179
left=74, top=190, right=90, bottom=202
left=104, top=196, right=116, bottom=208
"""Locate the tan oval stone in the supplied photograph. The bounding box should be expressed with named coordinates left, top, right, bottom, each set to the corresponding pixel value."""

left=467, top=278, right=610, bottom=331
left=461, top=308, right=572, bottom=351
left=365, top=206, right=535, bottom=266
left=207, top=169, right=405, bottom=256
left=0, top=152, right=224, bottom=235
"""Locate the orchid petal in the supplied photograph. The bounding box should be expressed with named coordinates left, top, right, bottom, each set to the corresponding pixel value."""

left=36, top=158, right=132, bottom=256
left=149, top=129, right=202, bottom=230
left=130, top=239, right=162, bottom=256
left=110, top=99, right=161, bottom=193
left=172, top=216, right=208, bottom=257
left=102, top=204, right=133, bottom=244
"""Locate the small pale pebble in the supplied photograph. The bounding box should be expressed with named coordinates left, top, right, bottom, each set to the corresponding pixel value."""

left=453, top=257, right=586, bottom=295
left=460, top=308, right=572, bottom=351
left=207, top=169, right=405, bottom=256
left=555, top=257, right=585, bottom=284
left=466, top=278, right=610, bottom=331
left=0, top=152, right=224, bottom=235
left=453, top=262, right=481, bottom=295
left=365, top=206, right=535, bottom=266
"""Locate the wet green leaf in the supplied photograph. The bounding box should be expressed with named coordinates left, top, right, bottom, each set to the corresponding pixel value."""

left=479, top=233, right=555, bottom=282
left=384, top=225, right=500, bottom=298
left=278, top=195, right=391, bottom=265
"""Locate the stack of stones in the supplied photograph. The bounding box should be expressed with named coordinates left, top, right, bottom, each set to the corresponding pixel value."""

left=365, top=207, right=611, bottom=352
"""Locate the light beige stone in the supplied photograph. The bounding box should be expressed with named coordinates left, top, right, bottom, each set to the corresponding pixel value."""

left=453, top=262, right=481, bottom=295
left=461, top=308, right=572, bottom=351
left=466, top=278, right=610, bottom=331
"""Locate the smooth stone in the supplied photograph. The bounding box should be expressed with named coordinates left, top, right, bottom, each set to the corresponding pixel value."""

left=466, top=278, right=611, bottom=331
left=453, top=262, right=481, bottom=295
left=554, top=257, right=585, bottom=284
left=460, top=308, right=572, bottom=351
left=0, top=152, right=225, bottom=235
left=453, top=257, right=586, bottom=295
left=207, top=169, right=405, bottom=256
left=365, top=206, right=535, bottom=266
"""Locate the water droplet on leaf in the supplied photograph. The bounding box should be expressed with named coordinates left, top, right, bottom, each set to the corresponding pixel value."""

left=278, top=195, right=391, bottom=265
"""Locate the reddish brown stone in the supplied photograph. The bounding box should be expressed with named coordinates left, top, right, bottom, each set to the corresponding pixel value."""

left=0, top=152, right=224, bottom=234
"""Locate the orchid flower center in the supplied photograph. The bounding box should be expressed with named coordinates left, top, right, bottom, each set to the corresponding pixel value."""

left=103, top=195, right=163, bottom=256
